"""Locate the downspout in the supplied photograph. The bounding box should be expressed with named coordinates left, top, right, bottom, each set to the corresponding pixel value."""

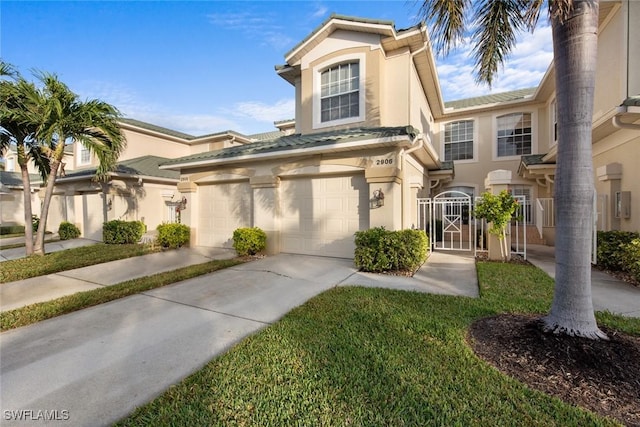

left=400, top=133, right=426, bottom=228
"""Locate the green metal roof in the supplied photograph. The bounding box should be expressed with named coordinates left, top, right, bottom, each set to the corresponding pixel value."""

left=63, top=156, right=179, bottom=181
left=622, top=96, right=640, bottom=107
left=520, top=153, right=554, bottom=166
left=445, top=88, right=537, bottom=110
left=0, top=171, right=42, bottom=187
left=161, top=126, right=417, bottom=167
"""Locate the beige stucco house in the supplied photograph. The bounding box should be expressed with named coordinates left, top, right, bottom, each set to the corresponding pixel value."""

left=2, top=1, right=638, bottom=256
left=164, top=3, right=638, bottom=257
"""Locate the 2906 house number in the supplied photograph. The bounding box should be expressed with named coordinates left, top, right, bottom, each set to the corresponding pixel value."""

left=371, top=155, right=395, bottom=167
left=375, top=158, right=394, bottom=165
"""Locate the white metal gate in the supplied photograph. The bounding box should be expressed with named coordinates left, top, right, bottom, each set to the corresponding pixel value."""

left=418, top=192, right=527, bottom=258
left=418, top=191, right=473, bottom=251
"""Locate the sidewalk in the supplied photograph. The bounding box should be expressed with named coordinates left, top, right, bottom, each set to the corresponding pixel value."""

left=526, top=244, right=640, bottom=318
left=0, top=236, right=98, bottom=262
left=0, top=246, right=237, bottom=312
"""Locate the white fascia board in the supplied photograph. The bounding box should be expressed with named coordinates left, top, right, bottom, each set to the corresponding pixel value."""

left=161, top=135, right=412, bottom=170
left=56, top=172, right=178, bottom=184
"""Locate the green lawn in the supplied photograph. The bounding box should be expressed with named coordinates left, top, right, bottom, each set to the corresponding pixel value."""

left=117, top=262, right=639, bottom=426
left=0, top=258, right=243, bottom=331
left=0, top=243, right=159, bottom=283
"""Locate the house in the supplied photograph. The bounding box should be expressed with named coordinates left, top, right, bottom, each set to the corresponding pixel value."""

left=2, top=1, right=638, bottom=256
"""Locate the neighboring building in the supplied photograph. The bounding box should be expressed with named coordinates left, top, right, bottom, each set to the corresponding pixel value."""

left=2, top=1, right=638, bottom=255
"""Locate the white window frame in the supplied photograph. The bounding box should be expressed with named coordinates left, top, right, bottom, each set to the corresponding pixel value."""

left=77, top=142, right=91, bottom=166
left=550, top=99, right=558, bottom=148
left=441, top=119, right=477, bottom=163
left=493, top=111, right=536, bottom=161
left=5, top=156, right=16, bottom=171
left=312, top=53, right=366, bottom=129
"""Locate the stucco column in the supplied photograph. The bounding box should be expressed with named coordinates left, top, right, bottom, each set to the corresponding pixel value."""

left=484, top=170, right=512, bottom=260
left=366, top=166, right=403, bottom=230
left=597, top=163, right=622, bottom=231
left=250, top=175, right=280, bottom=255
left=177, top=180, right=198, bottom=246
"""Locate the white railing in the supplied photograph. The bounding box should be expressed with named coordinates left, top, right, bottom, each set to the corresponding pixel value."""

left=535, top=199, right=545, bottom=239
left=538, top=198, right=555, bottom=227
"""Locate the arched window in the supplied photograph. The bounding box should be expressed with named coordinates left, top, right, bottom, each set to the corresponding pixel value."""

left=320, top=62, right=360, bottom=123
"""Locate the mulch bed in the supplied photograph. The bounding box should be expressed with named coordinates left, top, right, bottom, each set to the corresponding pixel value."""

left=468, top=314, right=640, bottom=426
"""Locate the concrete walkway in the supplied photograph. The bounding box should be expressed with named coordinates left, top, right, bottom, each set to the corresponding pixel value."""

left=527, top=244, right=640, bottom=318
left=0, top=237, right=98, bottom=262
left=0, top=251, right=477, bottom=426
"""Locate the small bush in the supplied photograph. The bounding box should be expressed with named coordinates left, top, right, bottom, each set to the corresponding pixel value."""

left=157, top=223, right=190, bottom=249
left=32, top=215, right=40, bottom=233
left=58, top=221, right=81, bottom=240
left=0, top=225, right=25, bottom=235
left=620, top=238, right=640, bottom=282
left=354, top=227, right=428, bottom=273
left=103, top=220, right=145, bottom=244
left=232, top=227, right=267, bottom=256
left=597, top=231, right=640, bottom=271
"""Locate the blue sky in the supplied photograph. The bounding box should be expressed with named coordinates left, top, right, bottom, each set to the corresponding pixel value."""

left=1, top=1, right=553, bottom=136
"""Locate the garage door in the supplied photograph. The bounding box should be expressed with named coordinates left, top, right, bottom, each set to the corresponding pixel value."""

left=281, top=174, right=369, bottom=258
left=198, top=182, right=252, bottom=248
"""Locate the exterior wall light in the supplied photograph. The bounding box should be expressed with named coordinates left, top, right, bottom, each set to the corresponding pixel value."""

left=373, top=188, right=385, bottom=208
left=106, top=198, right=113, bottom=211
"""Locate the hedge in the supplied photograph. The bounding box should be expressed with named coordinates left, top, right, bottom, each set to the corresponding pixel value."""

left=58, top=221, right=81, bottom=240
left=232, top=227, right=267, bottom=256
left=354, top=227, right=428, bottom=273
left=156, top=223, right=190, bottom=249
left=103, top=220, right=145, bottom=244
left=596, top=230, right=640, bottom=271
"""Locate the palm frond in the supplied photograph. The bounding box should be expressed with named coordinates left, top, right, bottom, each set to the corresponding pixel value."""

left=470, top=0, right=531, bottom=85
left=419, top=0, right=471, bottom=55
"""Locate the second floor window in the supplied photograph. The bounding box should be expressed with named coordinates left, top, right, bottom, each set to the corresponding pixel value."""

left=78, top=143, right=91, bottom=165
left=320, top=62, right=359, bottom=123
left=444, top=120, right=474, bottom=161
left=497, top=112, right=532, bottom=157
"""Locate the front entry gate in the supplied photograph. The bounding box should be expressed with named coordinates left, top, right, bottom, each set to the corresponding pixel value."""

left=418, top=191, right=473, bottom=251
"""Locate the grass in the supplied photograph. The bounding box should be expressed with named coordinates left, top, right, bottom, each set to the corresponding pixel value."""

left=0, top=243, right=159, bottom=283
left=0, top=258, right=243, bottom=331
left=116, top=261, right=640, bottom=426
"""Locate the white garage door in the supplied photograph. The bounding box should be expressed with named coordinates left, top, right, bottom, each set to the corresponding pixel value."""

left=281, top=174, right=369, bottom=258
left=198, top=182, right=252, bottom=248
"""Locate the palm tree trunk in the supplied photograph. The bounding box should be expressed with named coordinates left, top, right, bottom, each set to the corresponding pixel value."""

left=543, top=0, right=606, bottom=339
left=19, top=163, right=34, bottom=255
left=33, top=159, right=60, bottom=256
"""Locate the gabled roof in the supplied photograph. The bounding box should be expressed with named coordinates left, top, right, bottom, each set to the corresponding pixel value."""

left=161, top=126, right=418, bottom=169
left=120, top=118, right=196, bottom=140
left=444, top=88, right=537, bottom=110
left=60, top=155, right=179, bottom=182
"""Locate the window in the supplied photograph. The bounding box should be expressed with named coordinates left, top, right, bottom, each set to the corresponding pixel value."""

left=313, top=54, right=365, bottom=129
left=320, top=62, right=359, bottom=123
left=551, top=100, right=558, bottom=145
left=5, top=156, right=16, bottom=171
left=444, top=120, right=474, bottom=161
left=497, top=113, right=532, bottom=157
left=78, top=143, right=91, bottom=165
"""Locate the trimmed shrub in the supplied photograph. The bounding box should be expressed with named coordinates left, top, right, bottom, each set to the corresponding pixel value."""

left=156, top=223, right=190, bottom=249
left=58, top=221, right=81, bottom=240
left=32, top=215, right=40, bottom=233
left=232, top=227, right=267, bottom=256
left=620, top=238, right=640, bottom=282
left=596, top=231, right=640, bottom=271
left=103, top=220, right=145, bottom=244
left=0, top=225, right=25, bottom=235
left=354, top=227, right=428, bottom=273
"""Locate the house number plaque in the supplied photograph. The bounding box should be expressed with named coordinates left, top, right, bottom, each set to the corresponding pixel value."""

left=371, top=153, right=396, bottom=167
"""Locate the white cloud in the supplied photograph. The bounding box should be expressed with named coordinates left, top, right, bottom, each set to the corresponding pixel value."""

left=229, top=98, right=295, bottom=123
left=312, top=4, right=328, bottom=19
left=207, top=11, right=293, bottom=51
left=435, top=23, right=553, bottom=101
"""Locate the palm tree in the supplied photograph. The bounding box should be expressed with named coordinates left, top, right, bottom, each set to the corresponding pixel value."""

left=420, top=0, right=606, bottom=339
left=0, top=64, right=50, bottom=255
left=32, top=73, right=125, bottom=255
